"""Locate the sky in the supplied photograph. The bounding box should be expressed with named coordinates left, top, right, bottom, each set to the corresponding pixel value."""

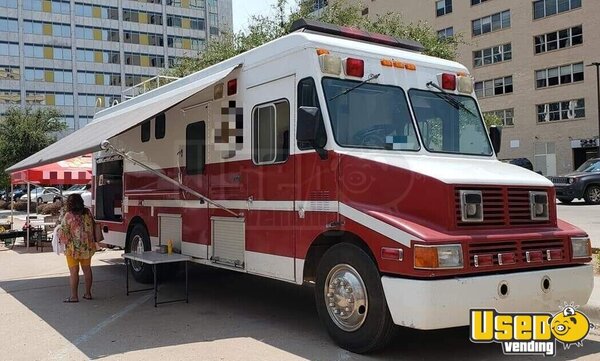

left=232, top=0, right=296, bottom=33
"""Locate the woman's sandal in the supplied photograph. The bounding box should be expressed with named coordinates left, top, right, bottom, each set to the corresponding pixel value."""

left=83, top=295, right=92, bottom=300
left=63, top=297, right=79, bottom=303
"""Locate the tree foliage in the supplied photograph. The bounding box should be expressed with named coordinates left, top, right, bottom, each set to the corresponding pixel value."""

left=483, top=113, right=504, bottom=130
left=166, top=0, right=463, bottom=77
left=0, top=107, right=66, bottom=189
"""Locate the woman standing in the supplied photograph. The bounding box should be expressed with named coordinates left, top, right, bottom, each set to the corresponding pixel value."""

left=58, top=194, right=95, bottom=302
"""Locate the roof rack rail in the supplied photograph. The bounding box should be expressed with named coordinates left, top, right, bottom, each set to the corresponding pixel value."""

left=290, top=19, right=424, bottom=53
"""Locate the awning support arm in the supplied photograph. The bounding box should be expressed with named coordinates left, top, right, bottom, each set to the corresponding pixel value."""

left=100, top=141, right=242, bottom=218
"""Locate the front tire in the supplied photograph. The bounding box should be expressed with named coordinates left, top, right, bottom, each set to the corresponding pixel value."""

left=584, top=185, right=600, bottom=205
left=37, top=197, right=43, bottom=204
left=315, top=243, right=395, bottom=353
left=127, top=223, right=153, bottom=283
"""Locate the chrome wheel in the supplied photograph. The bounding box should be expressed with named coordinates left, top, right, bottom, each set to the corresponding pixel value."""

left=324, top=264, right=368, bottom=332
left=588, top=187, right=600, bottom=203
left=130, top=234, right=145, bottom=272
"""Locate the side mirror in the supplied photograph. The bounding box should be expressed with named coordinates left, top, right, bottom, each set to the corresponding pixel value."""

left=489, top=126, right=502, bottom=155
left=297, top=106, right=327, bottom=159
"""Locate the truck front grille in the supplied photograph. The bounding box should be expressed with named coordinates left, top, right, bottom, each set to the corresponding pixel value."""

left=455, top=187, right=552, bottom=228
left=468, top=238, right=567, bottom=269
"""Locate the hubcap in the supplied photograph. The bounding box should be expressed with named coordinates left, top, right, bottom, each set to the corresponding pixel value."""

left=324, top=264, right=368, bottom=332
left=589, top=187, right=600, bottom=203
left=130, top=235, right=145, bottom=272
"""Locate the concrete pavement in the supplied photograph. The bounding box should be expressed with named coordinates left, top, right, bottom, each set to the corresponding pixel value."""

left=556, top=201, right=600, bottom=249
left=1, top=247, right=600, bottom=360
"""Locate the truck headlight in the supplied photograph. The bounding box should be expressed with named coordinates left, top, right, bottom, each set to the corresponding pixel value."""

left=414, top=244, right=463, bottom=269
left=568, top=178, right=577, bottom=184
left=529, top=191, right=549, bottom=221
left=571, top=237, right=592, bottom=259
left=460, top=190, right=483, bottom=222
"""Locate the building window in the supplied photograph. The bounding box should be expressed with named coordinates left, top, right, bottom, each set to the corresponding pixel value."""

left=0, top=89, right=20, bottom=104
left=437, top=27, right=454, bottom=39
left=533, top=0, right=581, bottom=20
left=77, top=71, right=121, bottom=86
left=471, top=0, right=490, bottom=5
left=472, top=10, right=510, bottom=36
left=167, top=15, right=205, bottom=30
left=534, top=25, right=582, bottom=54
left=186, top=121, right=206, bottom=174
left=484, top=109, right=514, bottom=127
left=535, top=62, right=584, bottom=88
left=25, top=68, right=73, bottom=83
left=78, top=94, right=120, bottom=108
left=252, top=100, right=290, bottom=165
left=76, top=48, right=120, bottom=64
left=537, top=99, right=585, bottom=122
left=24, top=44, right=71, bottom=60
left=436, top=0, right=452, bottom=17
left=75, top=3, right=119, bottom=20
left=0, top=0, right=18, bottom=9
left=0, top=65, right=20, bottom=80
left=23, top=20, right=70, bottom=37
left=314, top=0, right=328, bottom=11
left=25, top=91, right=73, bottom=106
left=473, top=43, right=512, bottom=67
left=533, top=142, right=557, bottom=176
left=0, top=41, right=19, bottom=57
left=0, top=17, right=18, bottom=33
left=475, top=76, right=513, bottom=98
left=123, top=9, right=163, bottom=25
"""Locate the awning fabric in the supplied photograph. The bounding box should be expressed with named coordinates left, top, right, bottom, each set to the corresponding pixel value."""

left=10, top=155, right=92, bottom=185
left=7, top=64, right=241, bottom=173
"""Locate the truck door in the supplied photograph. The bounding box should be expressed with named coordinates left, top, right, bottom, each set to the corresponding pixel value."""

left=244, top=75, right=296, bottom=281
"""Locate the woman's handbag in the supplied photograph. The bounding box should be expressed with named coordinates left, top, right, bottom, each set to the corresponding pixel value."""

left=87, top=208, right=104, bottom=243
left=51, top=227, right=65, bottom=255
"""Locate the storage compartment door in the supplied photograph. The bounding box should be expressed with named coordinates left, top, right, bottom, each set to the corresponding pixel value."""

left=211, top=216, right=245, bottom=268
left=159, top=214, right=182, bottom=252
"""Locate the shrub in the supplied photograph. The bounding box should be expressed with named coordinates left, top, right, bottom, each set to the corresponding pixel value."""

left=14, top=201, right=37, bottom=213
left=39, top=202, right=62, bottom=216
left=0, top=200, right=9, bottom=210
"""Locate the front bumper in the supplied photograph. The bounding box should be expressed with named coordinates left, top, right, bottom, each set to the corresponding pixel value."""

left=381, top=265, right=593, bottom=330
left=554, top=183, right=584, bottom=198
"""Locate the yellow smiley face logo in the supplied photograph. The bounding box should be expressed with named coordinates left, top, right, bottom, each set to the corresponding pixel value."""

left=550, top=306, right=590, bottom=345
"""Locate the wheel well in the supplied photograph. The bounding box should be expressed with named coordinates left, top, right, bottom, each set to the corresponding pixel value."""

left=125, top=216, right=147, bottom=251
left=585, top=183, right=600, bottom=192
left=303, top=231, right=377, bottom=283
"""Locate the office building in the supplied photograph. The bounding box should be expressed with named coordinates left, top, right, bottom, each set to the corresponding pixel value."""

left=0, top=0, right=233, bottom=132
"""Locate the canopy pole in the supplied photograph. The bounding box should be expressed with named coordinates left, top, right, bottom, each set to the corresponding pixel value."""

left=26, top=182, right=30, bottom=250
left=10, top=183, right=13, bottom=226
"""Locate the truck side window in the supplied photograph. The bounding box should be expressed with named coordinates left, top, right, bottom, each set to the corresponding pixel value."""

left=155, top=113, right=166, bottom=139
left=252, top=99, right=290, bottom=165
left=186, top=121, right=206, bottom=174
left=297, top=77, right=326, bottom=150
left=141, top=120, right=151, bottom=142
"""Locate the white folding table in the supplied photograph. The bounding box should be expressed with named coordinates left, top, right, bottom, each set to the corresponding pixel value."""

left=123, top=252, right=191, bottom=307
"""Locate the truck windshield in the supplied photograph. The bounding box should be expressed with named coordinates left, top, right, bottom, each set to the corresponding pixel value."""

left=576, top=159, right=600, bottom=172
left=322, top=78, right=420, bottom=151
left=409, top=89, right=493, bottom=156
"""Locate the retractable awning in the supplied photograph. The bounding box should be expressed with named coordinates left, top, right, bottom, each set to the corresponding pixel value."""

left=7, top=64, right=241, bottom=173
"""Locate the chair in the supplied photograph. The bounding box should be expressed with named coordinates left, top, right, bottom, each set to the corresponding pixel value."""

left=34, top=227, right=50, bottom=252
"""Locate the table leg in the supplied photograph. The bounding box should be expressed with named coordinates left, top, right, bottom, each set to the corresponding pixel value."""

left=153, top=264, right=157, bottom=308
left=185, top=261, right=189, bottom=303
left=126, top=259, right=129, bottom=296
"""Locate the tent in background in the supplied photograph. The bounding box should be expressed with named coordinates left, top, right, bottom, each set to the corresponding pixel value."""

left=9, top=155, right=92, bottom=249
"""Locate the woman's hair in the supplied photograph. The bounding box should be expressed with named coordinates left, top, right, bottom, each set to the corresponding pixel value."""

left=66, top=194, right=85, bottom=215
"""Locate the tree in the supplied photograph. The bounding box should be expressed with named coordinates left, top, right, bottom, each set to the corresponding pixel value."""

left=166, top=0, right=463, bottom=77
left=483, top=113, right=504, bottom=130
left=0, top=107, right=66, bottom=189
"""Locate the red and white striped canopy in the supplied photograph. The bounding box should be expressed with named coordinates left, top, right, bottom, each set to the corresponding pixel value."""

left=10, top=155, right=92, bottom=185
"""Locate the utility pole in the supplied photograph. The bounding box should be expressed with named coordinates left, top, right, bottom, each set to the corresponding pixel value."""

left=587, top=62, right=600, bottom=157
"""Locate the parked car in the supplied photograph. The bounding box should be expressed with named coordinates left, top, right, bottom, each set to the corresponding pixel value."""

left=3, top=188, right=24, bottom=201
left=20, top=187, right=61, bottom=203
left=548, top=158, right=600, bottom=204
left=507, top=158, right=534, bottom=171
left=62, top=184, right=91, bottom=197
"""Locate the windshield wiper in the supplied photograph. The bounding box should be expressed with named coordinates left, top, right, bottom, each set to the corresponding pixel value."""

left=329, top=73, right=381, bottom=101
left=425, top=81, right=477, bottom=117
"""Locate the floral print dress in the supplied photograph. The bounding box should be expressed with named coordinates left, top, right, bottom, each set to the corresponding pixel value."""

left=58, top=211, right=95, bottom=259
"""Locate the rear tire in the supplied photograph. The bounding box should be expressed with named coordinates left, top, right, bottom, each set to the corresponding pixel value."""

left=584, top=185, right=600, bottom=205
left=315, top=243, right=395, bottom=353
left=37, top=197, right=43, bottom=204
left=126, top=223, right=153, bottom=283
left=558, top=197, right=573, bottom=204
